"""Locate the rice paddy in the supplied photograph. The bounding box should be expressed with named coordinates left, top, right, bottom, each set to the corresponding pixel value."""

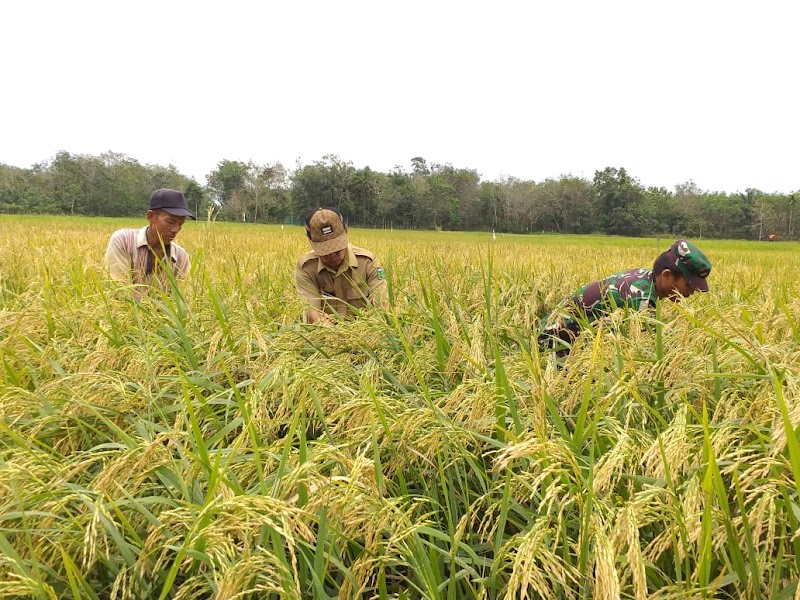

left=1, top=215, right=799, bottom=599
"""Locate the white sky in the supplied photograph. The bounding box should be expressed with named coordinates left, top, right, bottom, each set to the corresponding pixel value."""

left=2, top=1, right=798, bottom=194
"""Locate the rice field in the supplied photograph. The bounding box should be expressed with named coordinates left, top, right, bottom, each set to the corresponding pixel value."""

left=1, top=214, right=799, bottom=599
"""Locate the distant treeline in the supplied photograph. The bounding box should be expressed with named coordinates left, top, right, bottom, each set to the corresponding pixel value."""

left=1, top=151, right=797, bottom=240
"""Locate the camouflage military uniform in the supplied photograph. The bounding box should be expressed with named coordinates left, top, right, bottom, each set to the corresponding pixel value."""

left=538, top=240, right=712, bottom=358
left=538, top=268, right=657, bottom=355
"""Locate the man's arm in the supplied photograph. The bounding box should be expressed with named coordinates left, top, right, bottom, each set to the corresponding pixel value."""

left=104, top=231, right=133, bottom=282
left=295, top=265, right=333, bottom=325
left=365, top=258, right=389, bottom=310
left=538, top=305, right=582, bottom=352
left=174, top=247, right=191, bottom=280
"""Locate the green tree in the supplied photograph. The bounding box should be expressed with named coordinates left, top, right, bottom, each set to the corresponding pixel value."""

left=349, top=166, right=382, bottom=227
left=478, top=181, right=504, bottom=231
left=383, top=168, right=420, bottom=229
left=702, top=192, right=753, bottom=239
left=498, top=177, right=539, bottom=233
left=0, top=163, right=28, bottom=213
left=433, top=165, right=481, bottom=229
left=245, top=161, right=288, bottom=223
left=291, top=155, right=357, bottom=221
left=410, top=156, right=430, bottom=176
left=640, top=186, right=678, bottom=235
left=774, top=192, right=799, bottom=239
left=593, top=167, right=645, bottom=236
left=428, top=172, right=460, bottom=230
left=184, top=180, right=206, bottom=220
left=48, top=151, right=87, bottom=214
left=536, top=176, right=597, bottom=233
left=674, top=180, right=709, bottom=237
left=207, top=160, right=249, bottom=220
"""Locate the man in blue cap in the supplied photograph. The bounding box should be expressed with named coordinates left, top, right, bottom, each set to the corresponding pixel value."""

left=104, top=188, right=195, bottom=297
left=538, top=240, right=712, bottom=357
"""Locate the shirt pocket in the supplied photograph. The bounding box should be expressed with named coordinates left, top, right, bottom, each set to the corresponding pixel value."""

left=345, top=287, right=368, bottom=308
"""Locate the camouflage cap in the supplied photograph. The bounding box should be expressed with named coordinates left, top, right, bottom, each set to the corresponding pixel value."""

left=306, top=208, right=349, bottom=255
left=667, top=240, right=711, bottom=292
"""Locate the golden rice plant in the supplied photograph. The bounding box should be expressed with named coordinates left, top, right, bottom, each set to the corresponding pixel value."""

left=1, top=214, right=799, bottom=598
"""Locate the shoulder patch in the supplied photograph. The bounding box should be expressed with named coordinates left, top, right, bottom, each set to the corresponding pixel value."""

left=376, top=266, right=385, bottom=280
left=351, top=246, right=377, bottom=260
left=297, top=251, right=318, bottom=268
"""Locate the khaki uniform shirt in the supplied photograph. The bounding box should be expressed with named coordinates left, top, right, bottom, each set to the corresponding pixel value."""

left=295, top=245, right=388, bottom=317
left=104, top=226, right=190, bottom=291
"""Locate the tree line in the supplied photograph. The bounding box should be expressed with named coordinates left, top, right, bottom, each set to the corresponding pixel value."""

left=1, top=151, right=797, bottom=240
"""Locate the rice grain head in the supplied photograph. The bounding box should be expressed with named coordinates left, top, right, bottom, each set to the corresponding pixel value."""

left=591, top=514, right=621, bottom=600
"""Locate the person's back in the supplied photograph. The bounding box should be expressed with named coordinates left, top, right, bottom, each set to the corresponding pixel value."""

left=569, top=267, right=658, bottom=316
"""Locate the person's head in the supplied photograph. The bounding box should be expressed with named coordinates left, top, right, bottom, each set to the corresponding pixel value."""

left=146, top=189, right=195, bottom=245
left=305, top=207, right=349, bottom=269
left=653, top=240, right=712, bottom=301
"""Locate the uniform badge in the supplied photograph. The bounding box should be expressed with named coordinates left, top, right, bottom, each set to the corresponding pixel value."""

left=321, top=225, right=333, bottom=235
left=376, top=267, right=385, bottom=280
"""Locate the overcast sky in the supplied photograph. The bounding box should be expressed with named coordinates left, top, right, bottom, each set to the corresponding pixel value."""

left=2, top=1, right=798, bottom=193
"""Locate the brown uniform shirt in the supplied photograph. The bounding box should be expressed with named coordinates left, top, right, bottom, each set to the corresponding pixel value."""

left=295, top=245, right=388, bottom=317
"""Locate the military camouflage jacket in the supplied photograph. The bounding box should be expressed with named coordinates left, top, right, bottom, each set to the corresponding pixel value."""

left=540, top=268, right=656, bottom=341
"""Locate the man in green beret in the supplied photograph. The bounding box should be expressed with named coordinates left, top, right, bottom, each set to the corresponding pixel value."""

left=538, top=240, right=712, bottom=357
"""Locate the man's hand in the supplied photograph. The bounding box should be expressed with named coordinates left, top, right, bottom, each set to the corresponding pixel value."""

left=308, top=309, right=334, bottom=327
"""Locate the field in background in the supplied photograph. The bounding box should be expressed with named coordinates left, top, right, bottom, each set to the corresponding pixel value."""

left=1, top=215, right=799, bottom=599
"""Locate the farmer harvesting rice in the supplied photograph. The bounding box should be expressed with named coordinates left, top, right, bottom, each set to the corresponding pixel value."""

left=538, top=239, right=711, bottom=357
left=295, top=207, right=388, bottom=325
left=104, top=188, right=194, bottom=298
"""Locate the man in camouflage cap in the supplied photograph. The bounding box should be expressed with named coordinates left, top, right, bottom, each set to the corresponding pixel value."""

left=538, top=240, right=711, bottom=357
left=295, top=207, right=389, bottom=325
